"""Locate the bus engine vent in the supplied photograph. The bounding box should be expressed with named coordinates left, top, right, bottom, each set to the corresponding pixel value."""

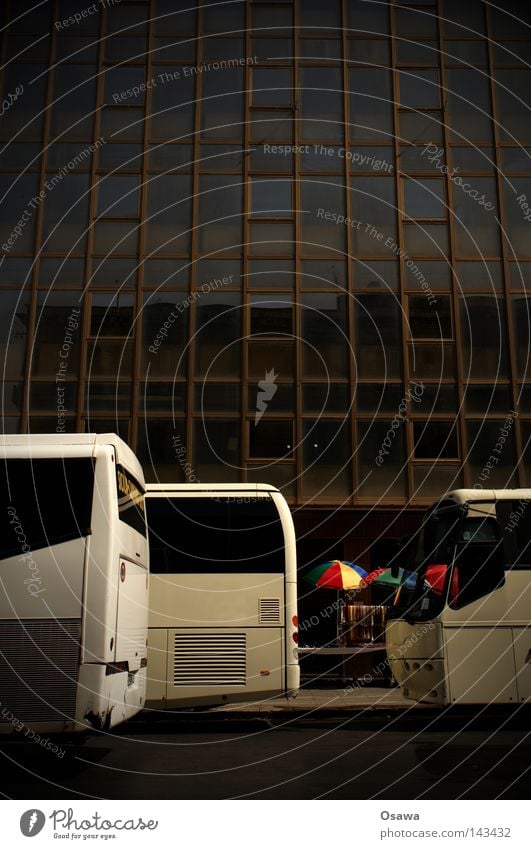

left=173, top=633, right=246, bottom=687
left=0, top=618, right=81, bottom=723
left=259, top=598, right=281, bottom=624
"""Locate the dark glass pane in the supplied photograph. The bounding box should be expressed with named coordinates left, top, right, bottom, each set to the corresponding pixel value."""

left=357, top=419, right=406, bottom=497
left=300, top=0, right=341, bottom=29
left=408, top=343, right=455, bottom=379
left=349, top=40, right=391, bottom=65
left=350, top=177, right=397, bottom=255
left=145, top=174, right=193, bottom=255
left=250, top=295, right=293, bottom=336
left=450, top=147, right=495, bottom=173
left=137, top=418, right=186, bottom=483
left=41, top=174, right=90, bottom=252
left=250, top=110, right=293, bottom=142
left=85, top=382, right=131, bottom=413
left=150, top=70, right=195, bottom=139
left=197, top=259, right=241, bottom=288
left=302, top=419, right=351, bottom=498
left=32, top=293, right=82, bottom=377
left=250, top=420, right=293, bottom=459
left=399, top=111, right=444, bottom=144
left=446, top=69, right=492, bottom=142
left=248, top=382, right=293, bottom=414
left=301, top=260, right=346, bottom=289
left=143, top=259, right=190, bottom=290
left=248, top=342, right=294, bottom=380
left=356, top=294, right=402, bottom=378
left=193, top=420, right=240, bottom=482
left=198, top=175, right=243, bottom=254
left=90, top=257, right=137, bottom=289
left=413, top=421, right=459, bottom=458
left=354, top=260, right=399, bottom=291
left=0, top=173, right=39, bottom=253
left=503, top=178, right=531, bottom=257
left=105, top=67, right=146, bottom=106
left=203, top=38, right=245, bottom=61
left=302, top=293, right=348, bottom=378
left=0, top=65, right=47, bottom=140
left=403, top=223, right=449, bottom=256
left=101, top=107, right=145, bottom=141
left=300, top=179, right=346, bottom=255
left=32, top=381, right=76, bottom=413
left=348, top=0, right=390, bottom=33
left=442, top=0, right=486, bottom=36
left=302, top=384, right=349, bottom=413
left=410, top=383, right=457, bottom=414
left=456, top=261, right=503, bottom=291
left=513, top=296, right=531, bottom=380
left=409, top=295, right=452, bottom=338
left=87, top=340, right=133, bottom=378
left=200, top=144, right=243, bottom=171
left=444, top=41, right=488, bottom=66
left=201, top=68, right=244, bottom=140
left=301, top=68, right=344, bottom=141
left=460, top=295, right=508, bottom=378
left=105, top=36, right=147, bottom=62
left=400, top=69, right=439, bottom=108
left=405, top=260, right=451, bottom=291
left=467, top=420, right=517, bottom=488
left=0, top=258, right=33, bottom=287
left=464, top=385, right=512, bottom=414
left=91, top=293, right=134, bottom=337
left=195, top=292, right=241, bottom=377
left=452, top=177, right=500, bottom=256
left=142, top=293, right=187, bottom=378
left=249, top=221, right=294, bottom=255
left=99, top=143, right=143, bottom=171
left=154, top=0, right=197, bottom=33
left=0, top=293, right=30, bottom=377
left=404, top=178, right=446, bottom=219
left=252, top=38, right=293, bottom=62
left=251, top=178, right=293, bottom=217
left=396, top=7, right=438, bottom=37
left=302, top=39, right=342, bottom=62
left=194, top=383, right=240, bottom=413
left=139, top=381, right=186, bottom=413
left=356, top=383, right=403, bottom=413
left=253, top=68, right=292, bottom=106
left=153, top=36, right=196, bottom=62
left=349, top=68, right=393, bottom=141
left=248, top=260, right=295, bottom=289
left=93, top=221, right=139, bottom=255
left=97, top=175, right=140, bottom=217
left=0, top=460, right=94, bottom=558
left=47, top=141, right=94, bottom=171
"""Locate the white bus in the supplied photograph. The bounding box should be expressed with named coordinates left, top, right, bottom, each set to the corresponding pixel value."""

left=386, top=489, right=531, bottom=705
left=145, top=484, right=300, bottom=709
left=0, top=433, right=149, bottom=734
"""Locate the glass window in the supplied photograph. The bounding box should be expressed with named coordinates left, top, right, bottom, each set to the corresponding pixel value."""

left=201, top=68, right=244, bottom=140
left=348, top=146, right=394, bottom=174
left=248, top=260, right=295, bottom=289
left=91, top=293, right=134, bottom=337
left=154, top=0, right=196, bottom=33
left=41, top=174, right=90, bottom=253
left=400, top=69, right=439, bottom=108
left=302, top=293, right=348, bottom=378
left=300, top=0, right=341, bottom=29
left=141, top=293, right=187, bottom=378
left=204, top=0, right=245, bottom=32
left=500, top=148, right=531, bottom=173
left=49, top=65, right=96, bottom=138
left=403, top=178, right=446, bottom=219
left=0, top=459, right=94, bottom=559
left=250, top=295, right=293, bottom=336
left=303, top=384, right=349, bottom=414
left=357, top=419, right=406, bottom=498
left=32, top=293, right=82, bottom=376
left=408, top=343, right=455, bottom=379
left=202, top=38, right=245, bottom=61
left=300, top=68, right=344, bottom=141
left=356, top=383, right=403, bottom=413
left=460, top=295, right=508, bottom=379
left=411, top=383, right=458, bottom=414
left=149, top=143, right=193, bottom=172
left=146, top=495, right=284, bottom=572
left=193, top=420, right=240, bottom=482
left=399, top=111, right=444, bottom=145
left=513, top=296, right=531, bottom=380
left=251, top=5, right=293, bottom=33
left=55, top=35, right=98, bottom=62
left=47, top=141, right=94, bottom=171
left=0, top=64, right=47, bottom=140
left=354, top=260, right=399, bottom=291
left=509, top=263, right=531, bottom=291
left=442, top=0, right=485, bottom=36
left=409, top=295, right=452, bottom=338
left=396, top=40, right=438, bottom=66
left=302, top=419, right=352, bottom=499
left=30, top=381, right=76, bottom=412
left=200, top=144, right=243, bottom=171
left=87, top=340, right=133, bottom=378
left=104, top=66, right=145, bottom=106
left=90, top=258, right=137, bottom=289
left=101, top=107, right=145, bottom=141
left=0, top=292, right=30, bottom=377
left=194, top=382, right=240, bottom=414
left=0, top=142, right=41, bottom=170
left=105, top=36, right=147, bottom=62
left=99, top=143, right=143, bottom=172
left=396, top=7, right=438, bottom=37
left=107, top=4, right=148, bottom=32
left=302, top=39, right=342, bottom=63
left=301, top=260, right=346, bottom=290
left=152, top=36, right=196, bottom=62
left=406, top=260, right=451, bottom=291
left=145, top=174, right=193, bottom=255
left=444, top=41, right=488, bottom=66
left=490, top=1, right=531, bottom=36
left=93, top=221, right=139, bottom=255
left=413, top=464, right=463, bottom=499
left=467, top=420, right=517, bottom=488
left=0, top=258, right=33, bottom=287
left=349, top=69, right=393, bottom=142
left=456, top=261, right=503, bottom=291
left=250, top=110, right=293, bottom=142
left=464, top=385, right=512, bottom=414
left=348, top=0, right=390, bottom=33
left=503, top=178, right=531, bottom=257
left=452, top=177, right=500, bottom=257
left=252, top=38, right=293, bottom=62
left=85, top=381, right=131, bottom=413
left=252, top=68, right=292, bottom=106
left=300, top=179, right=346, bottom=255
left=137, top=418, right=186, bottom=483
left=356, top=294, right=402, bottom=378
left=150, top=70, right=195, bottom=138
left=403, top=223, right=449, bottom=257
left=450, top=147, right=495, bottom=173
left=250, top=421, right=293, bottom=459
left=143, top=259, right=190, bottom=290
left=197, top=259, right=241, bottom=288
left=139, top=382, right=186, bottom=413
left=300, top=146, right=342, bottom=173
left=248, top=341, right=294, bottom=380
left=97, top=175, right=140, bottom=217
left=198, top=175, right=242, bottom=254
left=413, top=421, right=459, bottom=459
left=249, top=221, right=294, bottom=255
left=349, top=40, right=391, bottom=65
left=251, top=178, right=293, bottom=218
left=446, top=69, right=492, bottom=142
left=195, top=292, right=241, bottom=377
left=350, top=177, right=397, bottom=254
left=250, top=145, right=293, bottom=172
left=0, top=173, right=39, bottom=253
left=493, top=42, right=531, bottom=67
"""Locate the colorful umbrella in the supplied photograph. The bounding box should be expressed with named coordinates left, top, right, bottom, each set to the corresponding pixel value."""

left=304, top=560, right=368, bottom=590
left=424, top=563, right=449, bottom=595
left=364, top=567, right=419, bottom=589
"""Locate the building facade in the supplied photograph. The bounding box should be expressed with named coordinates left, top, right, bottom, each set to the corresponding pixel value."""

left=1, top=0, right=531, bottom=567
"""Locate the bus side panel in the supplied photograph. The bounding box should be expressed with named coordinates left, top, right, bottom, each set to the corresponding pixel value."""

left=444, top=627, right=518, bottom=704
left=513, top=627, right=531, bottom=702
left=116, top=557, right=149, bottom=673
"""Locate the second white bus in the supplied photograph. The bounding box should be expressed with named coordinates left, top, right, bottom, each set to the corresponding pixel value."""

left=145, top=484, right=299, bottom=709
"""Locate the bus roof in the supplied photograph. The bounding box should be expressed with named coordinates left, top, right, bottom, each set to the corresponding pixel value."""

left=146, top=483, right=280, bottom=493
left=0, top=433, right=144, bottom=484
left=439, top=488, right=531, bottom=506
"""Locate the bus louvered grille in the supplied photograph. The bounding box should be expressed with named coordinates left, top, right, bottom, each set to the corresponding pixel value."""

left=259, top=598, right=281, bottom=624
left=0, top=619, right=81, bottom=723
left=173, top=633, right=246, bottom=687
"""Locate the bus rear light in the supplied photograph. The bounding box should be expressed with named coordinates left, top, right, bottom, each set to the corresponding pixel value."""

left=260, top=669, right=270, bottom=677
left=292, top=631, right=298, bottom=644
left=292, top=615, right=298, bottom=627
